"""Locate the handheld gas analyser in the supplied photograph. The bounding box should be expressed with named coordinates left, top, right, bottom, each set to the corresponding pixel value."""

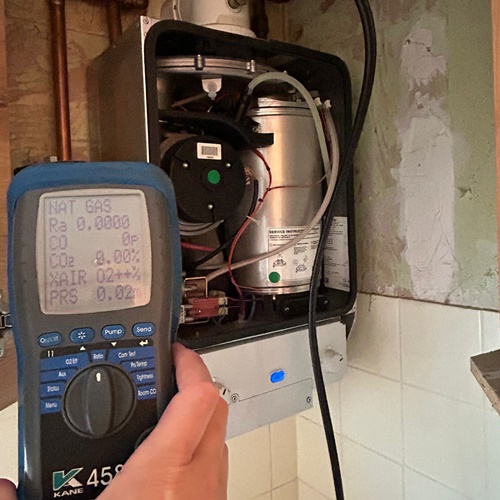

left=8, top=162, right=182, bottom=499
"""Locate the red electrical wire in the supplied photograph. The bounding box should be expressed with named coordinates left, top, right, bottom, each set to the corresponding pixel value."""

left=181, top=242, right=216, bottom=252
left=227, top=149, right=272, bottom=306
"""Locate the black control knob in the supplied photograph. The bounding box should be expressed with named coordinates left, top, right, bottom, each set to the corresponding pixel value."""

left=63, top=365, right=135, bottom=438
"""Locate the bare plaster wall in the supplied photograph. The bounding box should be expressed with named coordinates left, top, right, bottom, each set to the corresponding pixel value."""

left=286, top=0, right=498, bottom=310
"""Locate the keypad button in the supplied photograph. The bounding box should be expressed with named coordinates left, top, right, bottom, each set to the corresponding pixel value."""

left=40, top=382, right=65, bottom=398
left=41, top=398, right=62, bottom=415
left=137, top=385, right=157, bottom=401
left=90, top=350, right=106, bottom=362
left=38, top=332, right=62, bottom=348
left=40, top=353, right=89, bottom=371
left=132, top=323, right=156, bottom=337
left=132, top=371, right=156, bottom=386
left=40, top=369, right=76, bottom=383
left=108, top=347, right=155, bottom=363
left=101, top=325, right=125, bottom=340
left=121, top=358, right=156, bottom=372
left=70, top=328, right=95, bottom=344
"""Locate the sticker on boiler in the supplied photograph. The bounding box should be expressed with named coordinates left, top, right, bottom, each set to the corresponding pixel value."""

left=324, top=217, right=350, bottom=291
left=267, top=225, right=321, bottom=283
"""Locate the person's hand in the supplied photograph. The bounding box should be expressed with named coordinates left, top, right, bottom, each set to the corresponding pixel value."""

left=0, top=343, right=228, bottom=500
left=99, top=342, right=228, bottom=500
left=0, top=479, right=15, bottom=500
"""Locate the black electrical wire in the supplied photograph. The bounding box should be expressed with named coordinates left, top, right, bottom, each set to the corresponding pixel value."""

left=307, top=1, right=377, bottom=499
left=188, top=180, right=259, bottom=271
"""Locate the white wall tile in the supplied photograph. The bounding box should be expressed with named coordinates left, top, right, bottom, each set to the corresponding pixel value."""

left=270, top=416, right=297, bottom=488
left=401, top=300, right=483, bottom=406
left=272, top=480, right=298, bottom=500
left=296, top=417, right=336, bottom=499
left=403, top=385, right=486, bottom=499
left=342, top=438, right=403, bottom=500
left=227, top=425, right=272, bottom=500
left=340, top=368, right=403, bottom=461
left=0, top=403, right=18, bottom=484
left=299, top=382, right=341, bottom=435
left=348, top=294, right=401, bottom=380
left=480, top=310, right=500, bottom=353
left=404, top=469, right=470, bottom=500
left=485, top=410, right=500, bottom=500
left=298, top=481, right=331, bottom=500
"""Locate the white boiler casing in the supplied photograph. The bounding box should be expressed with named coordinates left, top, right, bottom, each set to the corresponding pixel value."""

left=160, top=0, right=256, bottom=37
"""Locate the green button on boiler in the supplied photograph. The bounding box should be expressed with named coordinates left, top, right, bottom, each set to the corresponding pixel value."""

left=207, top=169, right=221, bottom=185
left=269, top=272, right=281, bottom=283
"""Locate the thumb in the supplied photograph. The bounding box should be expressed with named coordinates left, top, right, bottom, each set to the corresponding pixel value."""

left=0, top=479, right=16, bottom=500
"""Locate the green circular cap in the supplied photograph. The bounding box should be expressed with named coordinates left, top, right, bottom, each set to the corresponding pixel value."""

left=269, top=272, right=281, bottom=284
left=207, top=169, right=221, bottom=185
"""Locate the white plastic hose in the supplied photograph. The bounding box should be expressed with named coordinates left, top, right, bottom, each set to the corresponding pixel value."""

left=246, top=72, right=332, bottom=180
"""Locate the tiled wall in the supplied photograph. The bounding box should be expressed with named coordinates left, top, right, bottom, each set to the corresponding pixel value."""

left=297, top=293, right=500, bottom=500
left=227, top=417, right=298, bottom=500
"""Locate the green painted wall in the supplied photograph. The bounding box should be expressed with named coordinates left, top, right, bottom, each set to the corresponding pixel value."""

left=285, top=0, right=497, bottom=309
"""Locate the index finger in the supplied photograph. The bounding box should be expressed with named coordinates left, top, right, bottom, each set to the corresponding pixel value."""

left=172, top=343, right=213, bottom=390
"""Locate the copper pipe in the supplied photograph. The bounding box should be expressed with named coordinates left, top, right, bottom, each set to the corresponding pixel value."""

left=120, top=0, right=148, bottom=8
left=48, top=0, right=71, bottom=161
left=251, top=0, right=269, bottom=39
left=106, top=0, right=122, bottom=45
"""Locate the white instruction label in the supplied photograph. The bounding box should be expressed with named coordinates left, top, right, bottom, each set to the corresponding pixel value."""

left=324, top=217, right=350, bottom=291
left=267, top=225, right=321, bottom=283
left=197, top=142, right=222, bottom=160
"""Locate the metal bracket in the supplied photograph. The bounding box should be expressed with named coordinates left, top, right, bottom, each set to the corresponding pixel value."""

left=0, top=291, right=12, bottom=358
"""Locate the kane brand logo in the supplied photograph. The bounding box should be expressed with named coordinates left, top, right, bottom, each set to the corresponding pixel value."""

left=53, top=468, right=84, bottom=496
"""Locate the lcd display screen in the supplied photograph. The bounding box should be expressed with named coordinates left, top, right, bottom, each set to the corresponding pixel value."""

left=36, top=189, right=152, bottom=315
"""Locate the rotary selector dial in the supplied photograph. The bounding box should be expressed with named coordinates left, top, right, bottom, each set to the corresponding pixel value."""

left=63, top=365, right=136, bottom=438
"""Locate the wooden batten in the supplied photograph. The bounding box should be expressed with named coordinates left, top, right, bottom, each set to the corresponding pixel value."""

left=470, top=0, right=500, bottom=416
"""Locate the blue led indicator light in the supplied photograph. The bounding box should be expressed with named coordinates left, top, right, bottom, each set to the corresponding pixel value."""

left=270, top=370, right=286, bottom=384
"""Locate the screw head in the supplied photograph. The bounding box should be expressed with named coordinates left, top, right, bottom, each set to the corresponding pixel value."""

left=143, top=17, right=150, bottom=24
left=284, top=306, right=290, bottom=313
left=225, top=162, right=232, bottom=168
left=231, top=393, right=239, bottom=403
left=306, top=396, right=312, bottom=404
left=182, top=162, right=190, bottom=169
left=208, top=203, right=214, bottom=210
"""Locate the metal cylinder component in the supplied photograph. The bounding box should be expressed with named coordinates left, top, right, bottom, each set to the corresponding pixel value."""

left=231, top=99, right=323, bottom=295
left=156, top=55, right=273, bottom=117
